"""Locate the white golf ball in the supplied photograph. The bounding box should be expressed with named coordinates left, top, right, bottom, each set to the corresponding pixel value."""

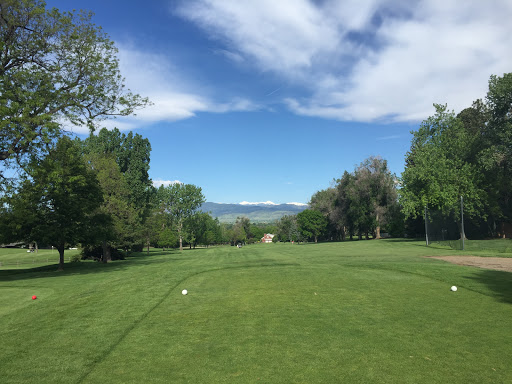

left=182, top=289, right=188, bottom=295
left=450, top=286, right=457, bottom=292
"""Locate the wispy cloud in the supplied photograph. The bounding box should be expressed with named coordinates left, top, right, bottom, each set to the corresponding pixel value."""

left=176, top=0, right=512, bottom=123
left=69, top=45, right=259, bottom=134
left=212, top=48, right=245, bottom=63
left=152, top=179, right=183, bottom=188
left=266, top=87, right=281, bottom=97
left=376, top=135, right=401, bottom=141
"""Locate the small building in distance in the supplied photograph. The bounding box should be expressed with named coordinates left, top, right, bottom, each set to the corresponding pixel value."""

left=261, top=233, right=275, bottom=243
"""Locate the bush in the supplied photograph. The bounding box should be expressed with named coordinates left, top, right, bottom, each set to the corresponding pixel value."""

left=81, top=246, right=126, bottom=261
left=131, top=244, right=144, bottom=252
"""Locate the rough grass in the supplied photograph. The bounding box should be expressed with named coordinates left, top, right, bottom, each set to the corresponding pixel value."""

left=1, top=240, right=511, bottom=383
left=430, top=238, right=512, bottom=254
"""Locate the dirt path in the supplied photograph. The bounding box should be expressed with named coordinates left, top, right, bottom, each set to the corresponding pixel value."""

left=427, top=256, right=512, bottom=273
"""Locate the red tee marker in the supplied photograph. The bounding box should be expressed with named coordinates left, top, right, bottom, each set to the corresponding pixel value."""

left=32, top=295, right=37, bottom=300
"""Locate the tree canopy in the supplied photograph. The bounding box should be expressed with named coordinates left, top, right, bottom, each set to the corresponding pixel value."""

left=400, top=104, right=486, bottom=220
left=297, top=209, right=327, bottom=243
left=0, top=0, right=149, bottom=180
left=0, top=136, right=103, bottom=269
left=400, top=73, right=512, bottom=238
left=158, top=183, right=205, bottom=251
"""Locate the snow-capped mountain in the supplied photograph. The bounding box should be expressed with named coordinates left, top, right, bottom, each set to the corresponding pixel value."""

left=238, top=201, right=307, bottom=207
left=200, top=202, right=308, bottom=223
left=239, top=201, right=278, bottom=206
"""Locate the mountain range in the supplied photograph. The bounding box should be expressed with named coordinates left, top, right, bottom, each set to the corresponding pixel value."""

left=200, top=202, right=308, bottom=223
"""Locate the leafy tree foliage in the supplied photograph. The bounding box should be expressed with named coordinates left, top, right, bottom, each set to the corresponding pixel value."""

left=400, top=104, right=486, bottom=222
left=84, top=153, right=138, bottom=262
left=400, top=73, right=512, bottom=238
left=158, top=228, right=177, bottom=250
left=0, top=0, right=149, bottom=180
left=183, top=212, right=217, bottom=249
left=275, top=215, right=300, bottom=242
left=353, top=157, right=398, bottom=239
left=332, top=160, right=398, bottom=240
left=297, top=209, right=327, bottom=243
left=305, top=157, right=399, bottom=241
left=481, top=74, right=512, bottom=231
left=0, top=136, right=103, bottom=270
left=83, top=128, right=153, bottom=211
left=82, top=128, right=154, bottom=250
left=158, top=183, right=205, bottom=251
left=309, top=187, right=339, bottom=240
left=334, top=171, right=358, bottom=240
left=229, top=217, right=247, bottom=245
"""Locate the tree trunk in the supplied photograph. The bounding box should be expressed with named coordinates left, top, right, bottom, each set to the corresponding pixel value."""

left=57, top=243, right=65, bottom=271
left=314, top=235, right=318, bottom=243
left=35, top=242, right=38, bottom=253
left=101, top=240, right=111, bottom=263
left=375, top=213, right=381, bottom=239
left=178, top=222, right=183, bottom=251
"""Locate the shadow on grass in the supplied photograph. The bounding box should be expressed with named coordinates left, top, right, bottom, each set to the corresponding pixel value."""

left=0, top=249, right=182, bottom=282
left=379, top=238, right=424, bottom=243
left=464, top=269, right=512, bottom=304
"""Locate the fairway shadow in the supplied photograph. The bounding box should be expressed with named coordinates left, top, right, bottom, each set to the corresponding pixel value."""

left=0, top=251, right=182, bottom=282
left=464, top=269, right=512, bottom=304
left=377, top=238, right=423, bottom=243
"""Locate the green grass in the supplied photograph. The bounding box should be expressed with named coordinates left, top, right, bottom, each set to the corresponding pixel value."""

left=430, top=238, right=512, bottom=254
left=0, top=248, right=81, bottom=269
left=1, top=240, right=511, bottom=383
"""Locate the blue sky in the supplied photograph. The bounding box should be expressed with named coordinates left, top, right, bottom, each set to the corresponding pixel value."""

left=47, top=0, right=512, bottom=204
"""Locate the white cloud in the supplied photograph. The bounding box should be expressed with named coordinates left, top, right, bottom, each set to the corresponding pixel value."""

left=212, top=48, right=245, bottom=63
left=376, top=135, right=401, bottom=141
left=177, top=0, right=512, bottom=122
left=176, top=0, right=340, bottom=76
left=152, top=179, right=183, bottom=188
left=68, top=45, right=260, bottom=133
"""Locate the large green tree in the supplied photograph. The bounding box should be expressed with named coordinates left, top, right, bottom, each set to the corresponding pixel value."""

left=159, top=183, right=205, bottom=251
left=480, top=73, right=512, bottom=233
left=297, top=209, right=327, bottom=243
left=309, top=187, right=339, bottom=240
left=334, top=171, right=363, bottom=240
left=354, top=157, right=398, bottom=239
left=83, top=128, right=154, bottom=248
left=400, top=104, right=486, bottom=222
left=184, top=212, right=219, bottom=248
left=83, top=128, right=153, bottom=212
left=85, top=153, right=138, bottom=262
left=0, top=136, right=103, bottom=270
left=275, top=214, right=300, bottom=243
left=0, top=0, right=149, bottom=181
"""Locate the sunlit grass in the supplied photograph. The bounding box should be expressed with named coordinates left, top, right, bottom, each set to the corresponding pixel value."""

left=1, top=240, right=511, bottom=383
